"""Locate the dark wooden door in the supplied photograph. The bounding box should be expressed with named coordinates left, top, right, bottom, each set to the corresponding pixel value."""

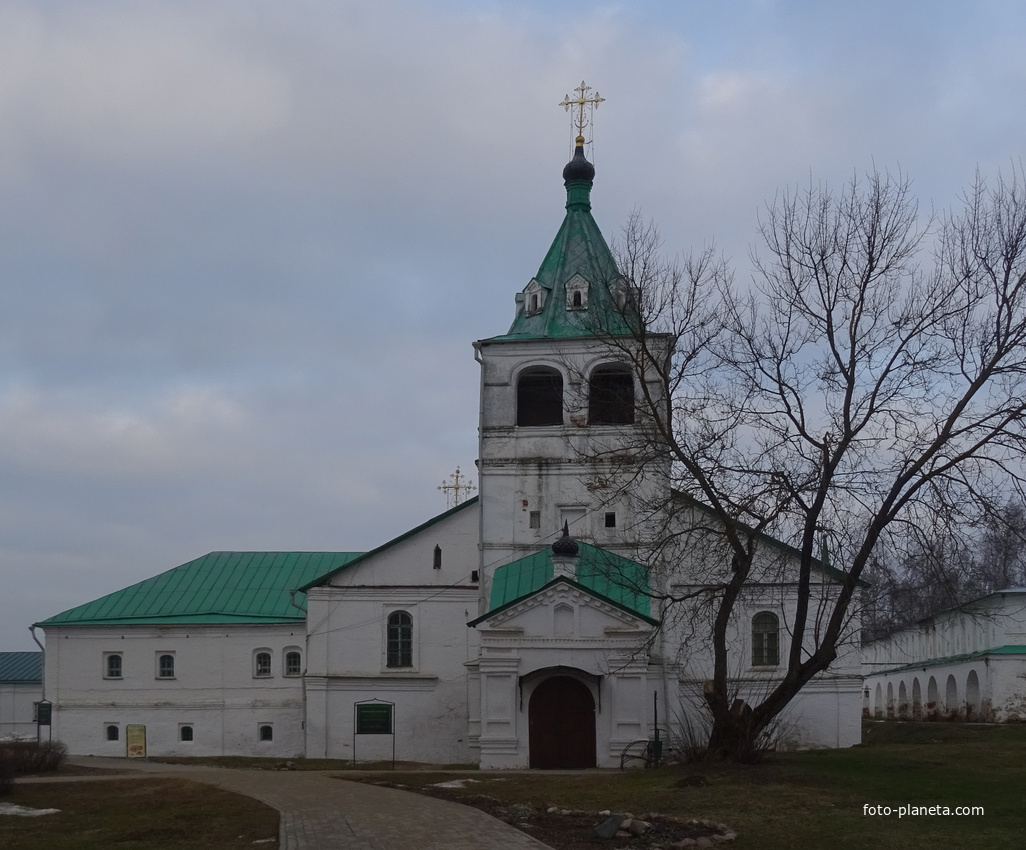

left=528, top=676, right=596, bottom=768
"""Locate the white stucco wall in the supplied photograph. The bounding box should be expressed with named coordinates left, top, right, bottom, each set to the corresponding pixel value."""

left=304, top=506, right=480, bottom=764
left=0, top=682, right=42, bottom=740
left=472, top=580, right=659, bottom=769
left=41, top=623, right=308, bottom=756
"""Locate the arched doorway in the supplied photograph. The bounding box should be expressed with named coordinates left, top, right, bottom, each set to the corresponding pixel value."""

left=529, top=676, right=596, bottom=769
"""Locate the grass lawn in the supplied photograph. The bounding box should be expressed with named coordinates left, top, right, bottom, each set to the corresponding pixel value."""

left=345, top=721, right=1026, bottom=849
left=2, top=722, right=1023, bottom=849
left=0, top=778, right=279, bottom=850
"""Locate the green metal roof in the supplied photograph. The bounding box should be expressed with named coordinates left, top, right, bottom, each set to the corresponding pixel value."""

left=494, top=144, right=635, bottom=341
left=0, top=651, right=42, bottom=683
left=470, top=542, right=655, bottom=625
left=867, top=645, right=1026, bottom=677
left=34, top=551, right=363, bottom=627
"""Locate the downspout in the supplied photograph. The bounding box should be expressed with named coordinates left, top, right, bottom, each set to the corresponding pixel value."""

left=473, top=340, right=486, bottom=617
left=29, top=626, right=45, bottom=701
left=288, top=591, right=310, bottom=757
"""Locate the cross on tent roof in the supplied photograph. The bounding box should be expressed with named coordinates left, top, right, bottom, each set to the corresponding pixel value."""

left=560, top=80, right=605, bottom=145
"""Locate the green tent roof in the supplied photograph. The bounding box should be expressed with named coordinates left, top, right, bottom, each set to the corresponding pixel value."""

left=34, top=551, right=363, bottom=627
left=470, top=541, right=656, bottom=625
left=494, top=142, right=635, bottom=341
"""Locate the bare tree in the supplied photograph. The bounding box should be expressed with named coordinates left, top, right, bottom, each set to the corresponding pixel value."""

left=595, top=168, right=1026, bottom=759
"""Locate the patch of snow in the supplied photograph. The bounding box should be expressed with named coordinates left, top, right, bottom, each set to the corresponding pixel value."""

left=432, top=778, right=481, bottom=788
left=0, top=803, right=61, bottom=817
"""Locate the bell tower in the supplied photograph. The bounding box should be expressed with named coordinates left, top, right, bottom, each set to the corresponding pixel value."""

left=472, top=83, right=670, bottom=610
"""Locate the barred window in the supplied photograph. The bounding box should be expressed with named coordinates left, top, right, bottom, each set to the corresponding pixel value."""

left=284, top=651, right=302, bottom=677
left=255, top=651, right=272, bottom=677
left=105, top=653, right=123, bottom=679
left=158, top=654, right=175, bottom=679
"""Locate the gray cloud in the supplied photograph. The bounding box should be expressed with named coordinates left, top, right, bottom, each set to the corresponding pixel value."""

left=4, top=0, right=1026, bottom=648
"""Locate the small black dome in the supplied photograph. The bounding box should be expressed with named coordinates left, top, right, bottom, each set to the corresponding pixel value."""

left=562, top=143, right=595, bottom=184
left=552, top=521, right=580, bottom=557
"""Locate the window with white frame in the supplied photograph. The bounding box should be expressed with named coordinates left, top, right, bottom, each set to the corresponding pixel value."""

left=157, top=653, right=175, bottom=679
left=386, top=610, right=413, bottom=668
left=254, top=650, right=272, bottom=678
left=752, top=612, right=780, bottom=666
left=104, top=653, right=123, bottom=679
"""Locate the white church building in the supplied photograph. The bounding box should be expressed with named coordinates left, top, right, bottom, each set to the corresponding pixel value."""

left=34, top=129, right=863, bottom=767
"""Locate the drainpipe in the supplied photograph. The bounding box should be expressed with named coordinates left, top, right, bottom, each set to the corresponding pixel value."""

left=29, top=626, right=45, bottom=701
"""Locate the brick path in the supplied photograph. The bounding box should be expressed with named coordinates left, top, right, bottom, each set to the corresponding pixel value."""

left=27, top=758, right=556, bottom=849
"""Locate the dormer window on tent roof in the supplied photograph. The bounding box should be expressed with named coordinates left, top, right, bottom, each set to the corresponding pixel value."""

left=565, top=274, right=590, bottom=311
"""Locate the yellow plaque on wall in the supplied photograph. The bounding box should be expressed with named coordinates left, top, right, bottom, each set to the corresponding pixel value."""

left=126, top=724, right=147, bottom=758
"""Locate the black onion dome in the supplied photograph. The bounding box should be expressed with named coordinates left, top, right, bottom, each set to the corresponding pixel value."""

left=552, top=521, right=580, bottom=557
left=562, top=142, right=595, bottom=183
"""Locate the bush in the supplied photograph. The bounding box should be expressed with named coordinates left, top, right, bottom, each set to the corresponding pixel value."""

left=0, top=740, right=68, bottom=778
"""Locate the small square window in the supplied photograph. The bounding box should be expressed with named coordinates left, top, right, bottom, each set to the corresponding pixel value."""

left=604, top=512, right=617, bottom=528
left=106, top=724, right=120, bottom=742
left=529, top=511, right=541, bottom=530
left=180, top=725, right=194, bottom=742
left=259, top=724, right=273, bottom=742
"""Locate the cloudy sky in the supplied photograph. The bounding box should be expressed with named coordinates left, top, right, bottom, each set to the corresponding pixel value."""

left=3, top=0, right=1025, bottom=651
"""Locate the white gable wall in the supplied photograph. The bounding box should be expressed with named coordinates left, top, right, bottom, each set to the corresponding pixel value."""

left=305, top=505, right=480, bottom=764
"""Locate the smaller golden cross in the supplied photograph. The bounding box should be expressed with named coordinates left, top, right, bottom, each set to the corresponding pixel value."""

left=560, top=80, right=605, bottom=143
left=438, top=466, right=477, bottom=508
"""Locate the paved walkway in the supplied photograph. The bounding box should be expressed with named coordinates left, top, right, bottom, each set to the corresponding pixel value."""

left=21, top=758, right=555, bottom=850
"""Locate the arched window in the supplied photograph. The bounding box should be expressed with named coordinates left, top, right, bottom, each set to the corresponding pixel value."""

left=158, top=654, right=175, bottom=679
left=387, top=610, right=413, bottom=668
left=752, top=612, right=779, bottom=666
left=588, top=367, right=634, bottom=425
left=284, top=650, right=302, bottom=677
left=180, top=725, right=194, bottom=742
left=517, top=368, right=563, bottom=426
left=254, top=651, right=272, bottom=678
left=259, top=724, right=273, bottom=742
left=105, top=653, right=122, bottom=679
left=106, top=725, right=119, bottom=742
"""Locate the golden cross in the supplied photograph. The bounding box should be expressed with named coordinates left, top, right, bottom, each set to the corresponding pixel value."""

left=438, top=466, right=477, bottom=508
left=560, top=80, right=605, bottom=143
